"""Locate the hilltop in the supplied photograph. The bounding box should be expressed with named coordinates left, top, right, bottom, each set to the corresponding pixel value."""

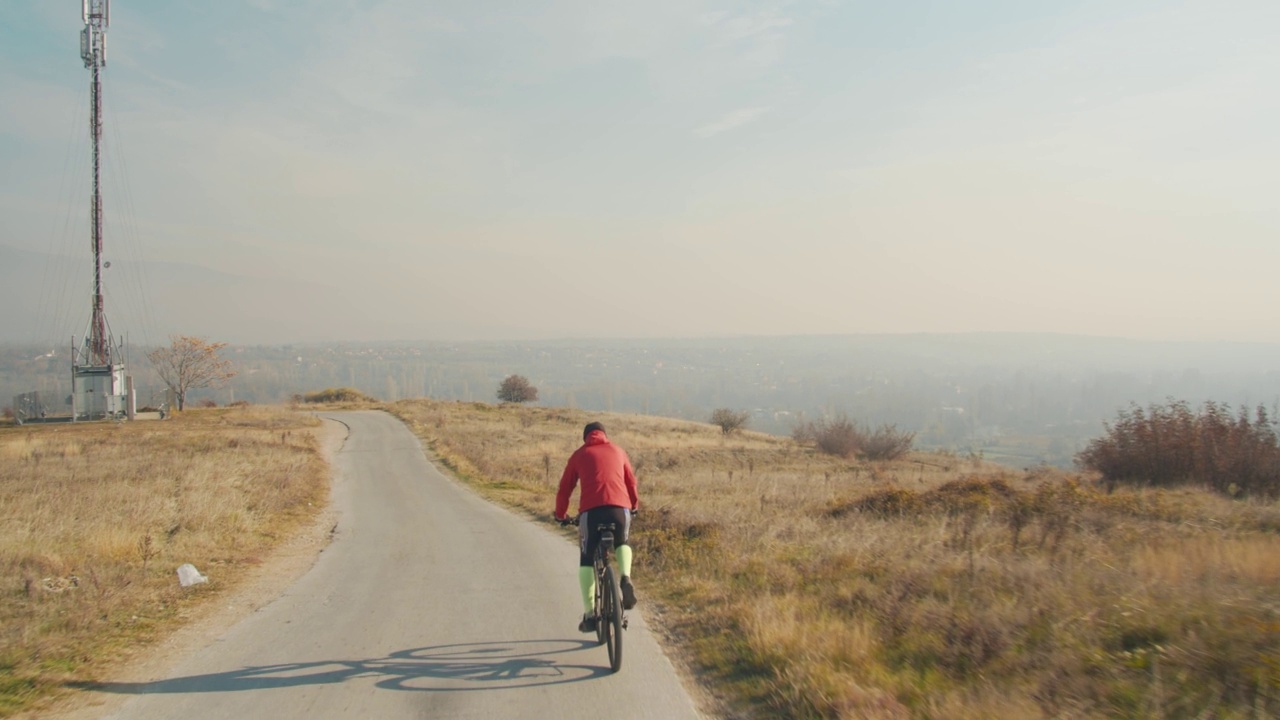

left=3, top=396, right=1277, bottom=718
left=391, top=398, right=1280, bottom=719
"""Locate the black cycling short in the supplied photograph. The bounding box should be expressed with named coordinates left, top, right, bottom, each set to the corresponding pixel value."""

left=578, top=505, right=631, bottom=567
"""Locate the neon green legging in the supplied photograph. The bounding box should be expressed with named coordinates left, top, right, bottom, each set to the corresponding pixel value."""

left=579, top=545, right=633, bottom=613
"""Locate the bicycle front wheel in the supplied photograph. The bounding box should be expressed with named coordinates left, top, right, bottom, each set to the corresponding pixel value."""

left=602, top=565, right=624, bottom=672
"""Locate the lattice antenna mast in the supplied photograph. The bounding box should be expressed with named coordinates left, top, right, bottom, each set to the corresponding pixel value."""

left=81, top=0, right=112, bottom=365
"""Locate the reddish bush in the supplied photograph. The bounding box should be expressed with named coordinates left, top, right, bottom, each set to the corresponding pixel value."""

left=1077, top=400, right=1280, bottom=497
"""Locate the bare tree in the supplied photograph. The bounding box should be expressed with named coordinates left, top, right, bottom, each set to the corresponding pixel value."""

left=497, top=374, right=538, bottom=403
left=146, top=336, right=236, bottom=411
left=710, top=408, right=751, bottom=435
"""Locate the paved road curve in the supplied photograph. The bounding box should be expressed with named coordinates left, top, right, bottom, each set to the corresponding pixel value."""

left=93, top=411, right=704, bottom=719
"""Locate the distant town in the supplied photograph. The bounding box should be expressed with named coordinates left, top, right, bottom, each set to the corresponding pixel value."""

left=6, top=333, right=1280, bottom=468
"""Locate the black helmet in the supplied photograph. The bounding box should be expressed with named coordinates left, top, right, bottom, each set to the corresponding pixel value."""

left=583, top=421, right=606, bottom=441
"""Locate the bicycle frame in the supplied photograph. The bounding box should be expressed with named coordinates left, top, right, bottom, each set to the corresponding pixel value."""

left=594, top=527, right=615, bottom=578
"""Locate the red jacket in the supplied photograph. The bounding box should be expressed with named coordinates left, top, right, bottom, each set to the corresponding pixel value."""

left=555, top=430, right=638, bottom=519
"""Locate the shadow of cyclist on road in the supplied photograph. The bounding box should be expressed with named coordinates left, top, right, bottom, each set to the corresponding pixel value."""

left=68, top=639, right=610, bottom=695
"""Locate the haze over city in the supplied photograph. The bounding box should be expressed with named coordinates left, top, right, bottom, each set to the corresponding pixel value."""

left=1, top=0, right=1277, bottom=346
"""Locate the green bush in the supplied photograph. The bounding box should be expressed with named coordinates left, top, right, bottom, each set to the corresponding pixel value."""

left=301, top=387, right=375, bottom=404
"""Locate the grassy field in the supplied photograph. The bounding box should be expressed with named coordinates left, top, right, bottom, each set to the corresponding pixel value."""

left=0, top=407, right=328, bottom=717
left=390, top=399, right=1280, bottom=719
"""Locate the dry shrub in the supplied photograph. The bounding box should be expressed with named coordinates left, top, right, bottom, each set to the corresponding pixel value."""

left=709, top=408, right=751, bottom=436
left=829, top=488, right=923, bottom=518
left=831, top=477, right=1021, bottom=520
left=924, top=476, right=1019, bottom=512
left=794, top=415, right=914, bottom=460
left=860, top=424, right=916, bottom=461
left=801, top=415, right=860, bottom=457
left=1079, top=399, right=1280, bottom=497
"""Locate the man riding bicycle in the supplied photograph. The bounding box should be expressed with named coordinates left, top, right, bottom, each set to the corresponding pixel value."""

left=555, top=421, right=639, bottom=633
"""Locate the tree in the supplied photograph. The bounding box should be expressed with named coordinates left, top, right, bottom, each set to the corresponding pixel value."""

left=497, top=374, right=538, bottom=403
left=146, top=336, right=236, bottom=411
left=709, top=408, right=750, bottom=435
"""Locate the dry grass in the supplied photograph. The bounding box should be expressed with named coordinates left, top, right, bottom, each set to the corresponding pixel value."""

left=0, top=407, right=328, bottom=717
left=390, top=398, right=1280, bottom=720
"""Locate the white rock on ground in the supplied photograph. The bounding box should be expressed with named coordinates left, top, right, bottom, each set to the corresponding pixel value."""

left=176, top=564, right=208, bottom=587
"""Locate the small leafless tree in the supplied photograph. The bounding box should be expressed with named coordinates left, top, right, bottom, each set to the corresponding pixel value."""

left=146, top=336, right=236, bottom=411
left=710, top=408, right=751, bottom=435
left=497, top=374, right=538, bottom=403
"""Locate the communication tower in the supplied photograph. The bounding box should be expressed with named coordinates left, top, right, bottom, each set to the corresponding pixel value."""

left=71, top=0, right=133, bottom=420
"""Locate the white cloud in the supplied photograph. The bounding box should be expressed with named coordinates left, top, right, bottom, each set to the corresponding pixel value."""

left=695, top=106, right=770, bottom=137
left=697, top=7, right=794, bottom=69
left=716, top=11, right=794, bottom=42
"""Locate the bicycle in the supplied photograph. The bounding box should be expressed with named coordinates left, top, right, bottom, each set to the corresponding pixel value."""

left=561, top=515, right=627, bottom=672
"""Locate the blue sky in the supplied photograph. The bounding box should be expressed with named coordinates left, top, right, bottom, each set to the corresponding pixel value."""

left=2, top=0, right=1278, bottom=344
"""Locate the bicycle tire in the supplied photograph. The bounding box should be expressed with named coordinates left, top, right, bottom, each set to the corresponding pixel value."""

left=594, top=565, right=606, bottom=646
left=603, top=565, right=623, bottom=672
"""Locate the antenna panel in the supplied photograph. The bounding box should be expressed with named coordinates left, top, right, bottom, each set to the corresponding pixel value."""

left=104, top=0, right=110, bottom=27
left=83, top=0, right=89, bottom=24
left=80, top=26, right=91, bottom=65
left=101, top=34, right=107, bottom=65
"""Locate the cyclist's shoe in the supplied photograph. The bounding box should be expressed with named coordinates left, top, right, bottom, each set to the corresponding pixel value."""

left=620, top=576, right=637, bottom=610
left=578, top=614, right=598, bottom=633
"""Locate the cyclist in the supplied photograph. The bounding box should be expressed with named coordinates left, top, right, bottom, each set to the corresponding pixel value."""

left=555, top=421, right=639, bottom=632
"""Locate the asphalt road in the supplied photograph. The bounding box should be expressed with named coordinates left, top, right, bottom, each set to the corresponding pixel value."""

left=90, top=410, right=704, bottom=719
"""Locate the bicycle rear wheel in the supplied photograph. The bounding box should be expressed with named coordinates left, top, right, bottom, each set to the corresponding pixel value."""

left=593, top=565, right=606, bottom=645
left=602, top=566, right=624, bottom=672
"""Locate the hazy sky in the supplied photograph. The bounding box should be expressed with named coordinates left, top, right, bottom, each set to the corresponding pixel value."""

left=2, top=0, right=1278, bottom=344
